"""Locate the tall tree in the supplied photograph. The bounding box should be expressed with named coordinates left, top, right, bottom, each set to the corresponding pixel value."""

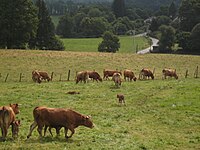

left=179, top=0, right=200, bottom=32
left=0, top=0, right=38, bottom=49
left=112, top=0, right=125, bottom=18
left=30, top=0, right=64, bottom=50
left=190, top=23, right=200, bottom=53
left=168, top=0, right=177, bottom=19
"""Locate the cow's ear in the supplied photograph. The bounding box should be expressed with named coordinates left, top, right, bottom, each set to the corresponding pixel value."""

left=9, top=104, right=12, bottom=107
left=16, top=104, right=18, bottom=107
left=18, top=120, right=21, bottom=125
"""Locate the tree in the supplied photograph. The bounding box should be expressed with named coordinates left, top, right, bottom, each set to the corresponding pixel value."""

left=179, top=0, right=200, bottom=32
left=112, top=0, right=125, bottom=18
left=98, top=31, right=120, bottom=53
left=30, top=0, right=64, bottom=50
left=176, top=31, right=191, bottom=51
left=168, top=0, right=177, bottom=19
left=0, top=0, right=38, bottom=49
left=56, top=14, right=74, bottom=38
left=158, top=25, right=176, bottom=52
left=190, top=23, right=200, bottom=53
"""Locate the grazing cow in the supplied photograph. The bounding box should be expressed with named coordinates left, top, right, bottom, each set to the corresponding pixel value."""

left=123, top=69, right=137, bottom=81
left=103, top=69, right=122, bottom=80
left=0, top=104, right=20, bottom=140
left=76, top=71, right=89, bottom=84
left=32, top=70, right=42, bottom=83
left=139, top=68, right=154, bottom=80
left=162, top=68, right=178, bottom=79
left=112, top=73, right=122, bottom=87
left=27, top=106, right=94, bottom=139
left=87, top=71, right=102, bottom=82
left=38, top=71, right=51, bottom=82
left=117, top=94, right=125, bottom=105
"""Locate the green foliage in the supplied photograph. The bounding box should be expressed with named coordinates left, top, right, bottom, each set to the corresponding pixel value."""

left=179, top=0, right=200, bottom=32
left=190, top=23, right=200, bottom=53
left=56, top=14, right=74, bottom=38
left=149, top=16, right=171, bottom=32
left=168, top=0, right=177, bottom=19
left=112, top=0, right=125, bottom=18
left=0, top=0, right=38, bottom=49
left=30, top=0, right=64, bottom=50
left=98, top=31, right=120, bottom=53
left=158, top=25, right=176, bottom=52
left=176, top=31, right=191, bottom=51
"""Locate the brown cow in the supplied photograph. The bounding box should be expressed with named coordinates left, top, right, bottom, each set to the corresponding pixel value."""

left=38, top=71, right=51, bottom=82
left=139, top=68, right=154, bottom=80
left=27, top=106, right=94, bottom=139
left=32, top=70, right=42, bottom=83
left=87, top=71, right=102, bottom=82
left=0, top=104, right=20, bottom=140
left=112, top=73, right=122, bottom=87
left=123, top=69, right=137, bottom=81
left=44, top=125, right=62, bottom=137
left=76, top=71, right=89, bottom=84
left=103, top=69, right=122, bottom=80
left=117, top=94, right=125, bottom=105
left=162, top=68, right=178, bottom=79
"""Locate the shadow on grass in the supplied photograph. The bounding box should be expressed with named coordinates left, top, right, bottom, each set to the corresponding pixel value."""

left=25, top=136, right=75, bottom=143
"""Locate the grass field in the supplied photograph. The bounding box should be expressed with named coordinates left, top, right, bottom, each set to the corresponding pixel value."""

left=0, top=50, right=199, bottom=149
left=61, top=36, right=150, bottom=53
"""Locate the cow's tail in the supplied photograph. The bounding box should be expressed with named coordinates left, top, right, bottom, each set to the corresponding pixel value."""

left=2, top=107, right=10, bottom=129
left=33, top=106, right=41, bottom=122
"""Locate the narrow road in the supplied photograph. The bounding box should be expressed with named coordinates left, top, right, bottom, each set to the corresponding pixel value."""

left=136, top=35, right=159, bottom=54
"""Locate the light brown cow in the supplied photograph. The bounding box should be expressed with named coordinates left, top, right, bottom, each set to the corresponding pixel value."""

left=139, top=68, right=154, bottom=80
left=123, top=69, right=137, bottom=81
left=117, top=94, right=125, bottom=105
left=87, top=71, right=102, bottom=82
left=112, top=73, right=122, bottom=87
left=32, top=70, right=42, bottom=83
left=27, top=106, right=94, bottom=139
left=0, top=104, right=20, bottom=140
left=162, top=68, right=178, bottom=79
left=76, top=71, right=89, bottom=84
left=38, top=71, right=51, bottom=82
left=103, top=69, right=122, bottom=80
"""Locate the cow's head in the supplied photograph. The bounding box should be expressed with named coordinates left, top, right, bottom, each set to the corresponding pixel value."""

left=174, top=74, right=178, bottom=79
left=133, top=77, right=137, bottom=81
left=99, top=77, right=103, bottom=82
left=82, top=115, right=94, bottom=128
left=10, top=103, right=20, bottom=114
left=12, top=120, right=20, bottom=138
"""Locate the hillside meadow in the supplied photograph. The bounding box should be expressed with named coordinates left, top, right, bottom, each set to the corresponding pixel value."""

left=61, top=36, right=150, bottom=53
left=0, top=50, right=199, bottom=149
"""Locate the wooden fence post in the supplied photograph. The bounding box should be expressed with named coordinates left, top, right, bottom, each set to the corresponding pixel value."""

left=185, top=69, right=188, bottom=78
left=5, top=73, right=9, bottom=82
left=51, top=72, right=54, bottom=81
left=19, top=73, right=23, bottom=82
left=67, top=70, right=70, bottom=81
left=59, top=74, right=62, bottom=81
left=194, top=66, right=198, bottom=78
left=153, top=68, right=155, bottom=76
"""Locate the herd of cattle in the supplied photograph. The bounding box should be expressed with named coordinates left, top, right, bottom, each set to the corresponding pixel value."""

left=32, top=68, right=178, bottom=87
left=0, top=104, right=93, bottom=141
left=0, top=68, right=178, bottom=141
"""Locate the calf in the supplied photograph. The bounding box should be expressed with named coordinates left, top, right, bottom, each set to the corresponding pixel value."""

left=162, top=68, right=178, bottom=79
left=0, top=104, right=20, bottom=140
left=76, top=71, right=89, bottom=84
left=32, top=70, right=42, bottom=83
left=103, top=69, right=122, bottom=80
left=112, top=73, right=122, bottom=87
left=139, top=68, right=154, bottom=80
left=87, top=71, right=102, bottom=82
left=123, top=69, right=137, bottom=81
left=27, top=106, right=94, bottom=139
left=117, top=94, right=125, bottom=105
left=38, top=71, right=51, bottom=82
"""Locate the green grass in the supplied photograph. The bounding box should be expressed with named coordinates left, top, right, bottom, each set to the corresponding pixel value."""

left=61, top=36, right=150, bottom=53
left=0, top=50, right=200, bottom=149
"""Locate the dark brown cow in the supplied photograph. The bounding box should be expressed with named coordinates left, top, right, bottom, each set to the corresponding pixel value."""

left=87, top=71, right=102, bottom=82
left=162, top=68, right=178, bottom=79
left=0, top=104, right=20, bottom=140
left=103, top=69, right=122, bottom=80
left=117, top=94, right=125, bottom=105
left=139, top=68, right=154, bottom=80
left=27, top=106, right=94, bottom=139
left=76, top=71, right=89, bottom=84
left=112, top=73, right=122, bottom=87
left=38, top=71, right=51, bottom=82
left=32, top=70, right=42, bottom=83
left=123, top=69, right=137, bottom=81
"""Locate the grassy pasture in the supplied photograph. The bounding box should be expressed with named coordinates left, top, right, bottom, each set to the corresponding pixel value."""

left=0, top=50, right=200, bottom=149
left=61, top=36, right=150, bottom=53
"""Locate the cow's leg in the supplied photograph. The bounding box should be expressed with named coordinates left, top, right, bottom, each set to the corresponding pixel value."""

left=56, top=127, right=61, bottom=136
left=64, top=127, right=68, bottom=138
left=48, top=127, right=53, bottom=137
left=37, top=125, right=43, bottom=138
left=68, top=127, right=75, bottom=138
left=44, top=125, right=48, bottom=137
left=27, top=121, right=37, bottom=138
